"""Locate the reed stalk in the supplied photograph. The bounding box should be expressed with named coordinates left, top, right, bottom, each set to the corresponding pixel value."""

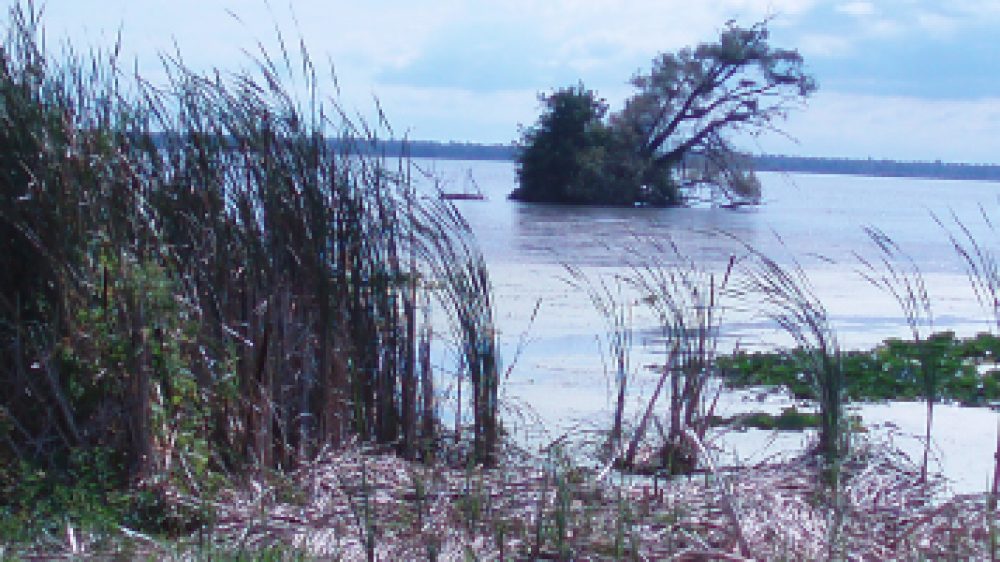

left=854, top=225, right=935, bottom=481
left=624, top=239, right=735, bottom=473
left=574, top=238, right=734, bottom=474
left=413, top=198, right=500, bottom=466
left=938, top=207, right=1000, bottom=333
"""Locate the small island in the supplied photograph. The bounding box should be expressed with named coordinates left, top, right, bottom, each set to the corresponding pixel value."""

left=510, top=21, right=815, bottom=208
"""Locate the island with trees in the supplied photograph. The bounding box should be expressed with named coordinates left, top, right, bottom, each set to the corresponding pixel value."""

left=510, top=21, right=816, bottom=207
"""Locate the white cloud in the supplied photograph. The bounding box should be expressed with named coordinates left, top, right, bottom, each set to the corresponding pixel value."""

left=835, top=1, right=876, bottom=17
left=951, top=0, right=1000, bottom=18
left=865, top=17, right=905, bottom=37
left=752, top=91, right=1000, bottom=163
left=367, top=85, right=540, bottom=143
left=797, top=33, right=855, bottom=57
left=17, top=0, right=463, bottom=82
left=915, top=11, right=960, bottom=37
left=468, top=0, right=817, bottom=65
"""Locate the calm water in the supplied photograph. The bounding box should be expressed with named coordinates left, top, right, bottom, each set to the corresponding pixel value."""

left=415, top=158, right=1000, bottom=493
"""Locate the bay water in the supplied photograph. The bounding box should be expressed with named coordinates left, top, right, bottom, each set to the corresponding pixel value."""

left=415, top=157, right=1000, bottom=494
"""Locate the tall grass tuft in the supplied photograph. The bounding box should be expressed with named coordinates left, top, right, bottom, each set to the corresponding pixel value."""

left=585, top=238, right=735, bottom=473
left=938, top=206, right=1000, bottom=332
left=414, top=198, right=500, bottom=465
left=854, top=225, right=936, bottom=480
left=737, top=241, right=846, bottom=468
left=627, top=240, right=734, bottom=473
left=0, top=0, right=500, bottom=535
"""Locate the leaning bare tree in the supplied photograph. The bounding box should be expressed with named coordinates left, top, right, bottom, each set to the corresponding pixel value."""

left=616, top=19, right=816, bottom=203
left=514, top=20, right=815, bottom=207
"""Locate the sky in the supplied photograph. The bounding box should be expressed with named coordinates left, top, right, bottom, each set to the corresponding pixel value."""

left=10, top=0, right=1000, bottom=163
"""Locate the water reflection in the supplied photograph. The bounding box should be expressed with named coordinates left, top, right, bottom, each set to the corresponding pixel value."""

left=511, top=202, right=760, bottom=268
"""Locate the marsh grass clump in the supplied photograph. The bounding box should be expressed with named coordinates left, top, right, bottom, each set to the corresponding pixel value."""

left=855, top=225, right=938, bottom=480
left=622, top=240, right=736, bottom=475
left=939, top=207, right=1000, bottom=333
left=572, top=238, right=736, bottom=476
left=0, top=1, right=500, bottom=547
left=414, top=199, right=500, bottom=467
left=735, top=242, right=847, bottom=470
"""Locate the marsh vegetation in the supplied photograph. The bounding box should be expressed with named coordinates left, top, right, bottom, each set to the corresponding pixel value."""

left=4, top=3, right=1000, bottom=560
left=0, top=1, right=501, bottom=551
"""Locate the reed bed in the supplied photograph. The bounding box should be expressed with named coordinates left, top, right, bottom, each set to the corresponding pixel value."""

left=0, top=0, right=499, bottom=542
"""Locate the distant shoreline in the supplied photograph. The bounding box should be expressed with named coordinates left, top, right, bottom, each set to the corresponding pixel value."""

left=752, top=154, right=1000, bottom=183
left=148, top=134, right=1000, bottom=182
left=376, top=139, right=1000, bottom=183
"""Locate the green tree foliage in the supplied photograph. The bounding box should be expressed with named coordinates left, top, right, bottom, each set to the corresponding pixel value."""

left=511, top=85, right=677, bottom=206
left=512, top=85, right=606, bottom=203
left=513, top=20, right=815, bottom=206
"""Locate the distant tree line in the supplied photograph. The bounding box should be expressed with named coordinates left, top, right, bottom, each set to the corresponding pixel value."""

left=146, top=133, right=1000, bottom=183
left=753, top=154, right=1000, bottom=182
left=335, top=138, right=518, bottom=161
left=147, top=133, right=519, bottom=161
left=370, top=140, right=1000, bottom=184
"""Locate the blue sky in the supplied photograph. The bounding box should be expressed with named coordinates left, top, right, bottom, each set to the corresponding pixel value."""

left=12, top=0, right=1000, bottom=162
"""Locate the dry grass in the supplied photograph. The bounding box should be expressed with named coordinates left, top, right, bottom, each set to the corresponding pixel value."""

left=39, top=433, right=975, bottom=561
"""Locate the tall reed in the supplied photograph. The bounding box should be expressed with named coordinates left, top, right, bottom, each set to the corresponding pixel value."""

left=572, top=238, right=734, bottom=473
left=0, top=0, right=500, bottom=516
left=939, top=207, right=1000, bottom=332
left=623, top=239, right=735, bottom=473
left=414, top=198, right=500, bottom=465
left=737, top=242, right=846, bottom=467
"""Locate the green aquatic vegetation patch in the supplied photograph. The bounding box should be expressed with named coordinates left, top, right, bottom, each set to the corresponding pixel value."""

left=709, top=406, right=822, bottom=431
left=718, top=332, right=1000, bottom=404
